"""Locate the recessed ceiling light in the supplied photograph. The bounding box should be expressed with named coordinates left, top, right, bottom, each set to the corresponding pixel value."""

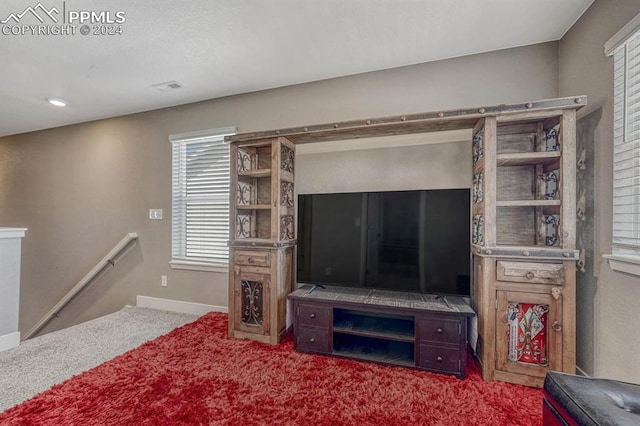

left=46, top=98, right=67, bottom=107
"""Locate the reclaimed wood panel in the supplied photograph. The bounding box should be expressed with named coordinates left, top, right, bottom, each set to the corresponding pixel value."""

left=497, top=165, right=536, bottom=201
left=497, top=207, right=536, bottom=246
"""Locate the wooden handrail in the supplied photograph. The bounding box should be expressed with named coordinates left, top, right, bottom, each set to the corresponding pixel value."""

left=22, top=233, right=139, bottom=340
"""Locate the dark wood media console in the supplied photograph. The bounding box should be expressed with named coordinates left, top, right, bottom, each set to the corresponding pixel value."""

left=288, top=285, right=476, bottom=378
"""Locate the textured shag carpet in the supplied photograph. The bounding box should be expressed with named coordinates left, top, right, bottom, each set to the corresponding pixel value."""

left=0, top=312, right=542, bottom=425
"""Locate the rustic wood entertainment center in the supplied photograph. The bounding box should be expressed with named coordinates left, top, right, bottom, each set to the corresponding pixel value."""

left=226, top=96, right=585, bottom=387
left=289, top=285, right=475, bottom=378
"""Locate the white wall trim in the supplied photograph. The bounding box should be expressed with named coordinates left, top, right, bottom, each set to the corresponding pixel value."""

left=169, top=260, right=228, bottom=273
left=575, top=365, right=590, bottom=377
left=0, top=332, right=20, bottom=352
left=0, top=227, right=27, bottom=239
left=169, top=126, right=237, bottom=144
left=603, top=254, right=640, bottom=277
left=605, top=12, right=640, bottom=56
left=136, top=295, right=227, bottom=315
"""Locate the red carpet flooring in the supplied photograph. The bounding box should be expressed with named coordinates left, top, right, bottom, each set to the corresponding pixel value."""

left=0, top=312, right=542, bottom=425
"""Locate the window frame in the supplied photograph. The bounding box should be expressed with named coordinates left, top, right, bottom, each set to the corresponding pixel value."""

left=169, top=127, right=236, bottom=272
left=605, top=13, right=640, bottom=275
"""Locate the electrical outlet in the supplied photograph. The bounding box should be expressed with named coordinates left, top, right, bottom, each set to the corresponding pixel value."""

left=149, top=209, right=163, bottom=220
left=161, top=275, right=168, bottom=287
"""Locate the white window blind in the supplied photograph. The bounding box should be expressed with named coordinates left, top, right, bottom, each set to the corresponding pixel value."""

left=611, top=24, right=640, bottom=255
left=171, top=127, right=235, bottom=265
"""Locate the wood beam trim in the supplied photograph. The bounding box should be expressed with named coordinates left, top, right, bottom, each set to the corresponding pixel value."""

left=225, top=96, right=587, bottom=145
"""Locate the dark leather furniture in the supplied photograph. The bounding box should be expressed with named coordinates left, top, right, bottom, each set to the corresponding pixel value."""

left=543, top=371, right=640, bottom=425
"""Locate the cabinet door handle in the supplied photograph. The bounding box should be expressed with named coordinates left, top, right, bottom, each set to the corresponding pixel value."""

left=310, top=313, right=316, bottom=318
left=309, top=338, right=315, bottom=343
left=436, top=328, right=444, bottom=334
left=552, top=321, right=562, bottom=332
left=525, top=271, right=535, bottom=280
left=436, top=356, right=443, bottom=362
left=247, top=257, right=254, bottom=264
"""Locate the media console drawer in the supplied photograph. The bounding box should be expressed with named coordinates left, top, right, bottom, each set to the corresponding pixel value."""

left=418, top=344, right=462, bottom=374
left=417, top=317, right=462, bottom=345
left=297, top=304, right=331, bottom=328
left=289, top=285, right=475, bottom=379
left=296, top=328, right=330, bottom=352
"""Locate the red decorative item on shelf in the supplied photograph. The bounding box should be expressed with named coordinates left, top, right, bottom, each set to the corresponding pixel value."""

left=507, top=302, right=549, bottom=365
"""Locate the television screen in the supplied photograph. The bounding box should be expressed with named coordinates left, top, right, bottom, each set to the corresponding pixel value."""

left=296, top=189, right=470, bottom=296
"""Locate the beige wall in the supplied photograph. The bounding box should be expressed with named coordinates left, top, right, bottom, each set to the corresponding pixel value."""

left=560, top=0, right=640, bottom=382
left=297, top=139, right=471, bottom=195
left=0, top=42, right=559, bottom=337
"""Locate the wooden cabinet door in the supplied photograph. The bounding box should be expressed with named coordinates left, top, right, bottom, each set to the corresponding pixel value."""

left=232, top=269, right=271, bottom=336
left=496, top=290, right=562, bottom=378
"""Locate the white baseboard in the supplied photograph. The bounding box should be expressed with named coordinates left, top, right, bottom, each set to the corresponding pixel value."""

left=0, top=331, right=20, bottom=352
left=575, top=365, right=590, bottom=377
left=136, top=295, right=227, bottom=316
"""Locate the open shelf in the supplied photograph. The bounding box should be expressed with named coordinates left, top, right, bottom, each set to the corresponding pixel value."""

left=496, top=204, right=561, bottom=247
left=238, top=169, right=272, bottom=178
left=333, top=333, right=415, bottom=367
left=496, top=152, right=561, bottom=167
left=333, top=309, right=415, bottom=342
left=496, top=162, right=560, bottom=206
left=496, top=200, right=561, bottom=208
left=229, top=237, right=274, bottom=246
left=496, top=118, right=561, bottom=156
left=236, top=204, right=272, bottom=210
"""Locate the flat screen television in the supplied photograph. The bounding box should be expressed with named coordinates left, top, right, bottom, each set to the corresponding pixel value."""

left=296, top=189, right=470, bottom=296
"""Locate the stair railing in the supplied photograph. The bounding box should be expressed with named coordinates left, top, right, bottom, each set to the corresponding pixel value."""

left=22, top=232, right=139, bottom=340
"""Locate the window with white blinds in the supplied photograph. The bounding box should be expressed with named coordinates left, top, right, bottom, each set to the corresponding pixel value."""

left=611, top=24, right=640, bottom=256
left=170, top=127, right=235, bottom=266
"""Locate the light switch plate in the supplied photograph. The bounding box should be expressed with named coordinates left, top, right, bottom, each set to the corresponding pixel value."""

left=149, top=209, right=163, bottom=220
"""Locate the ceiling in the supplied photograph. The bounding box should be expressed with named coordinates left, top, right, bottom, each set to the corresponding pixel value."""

left=0, top=0, right=593, bottom=137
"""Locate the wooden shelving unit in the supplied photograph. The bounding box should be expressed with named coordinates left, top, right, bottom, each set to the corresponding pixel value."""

left=226, top=96, right=584, bottom=386
left=227, top=137, right=296, bottom=344
left=471, top=108, right=580, bottom=387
